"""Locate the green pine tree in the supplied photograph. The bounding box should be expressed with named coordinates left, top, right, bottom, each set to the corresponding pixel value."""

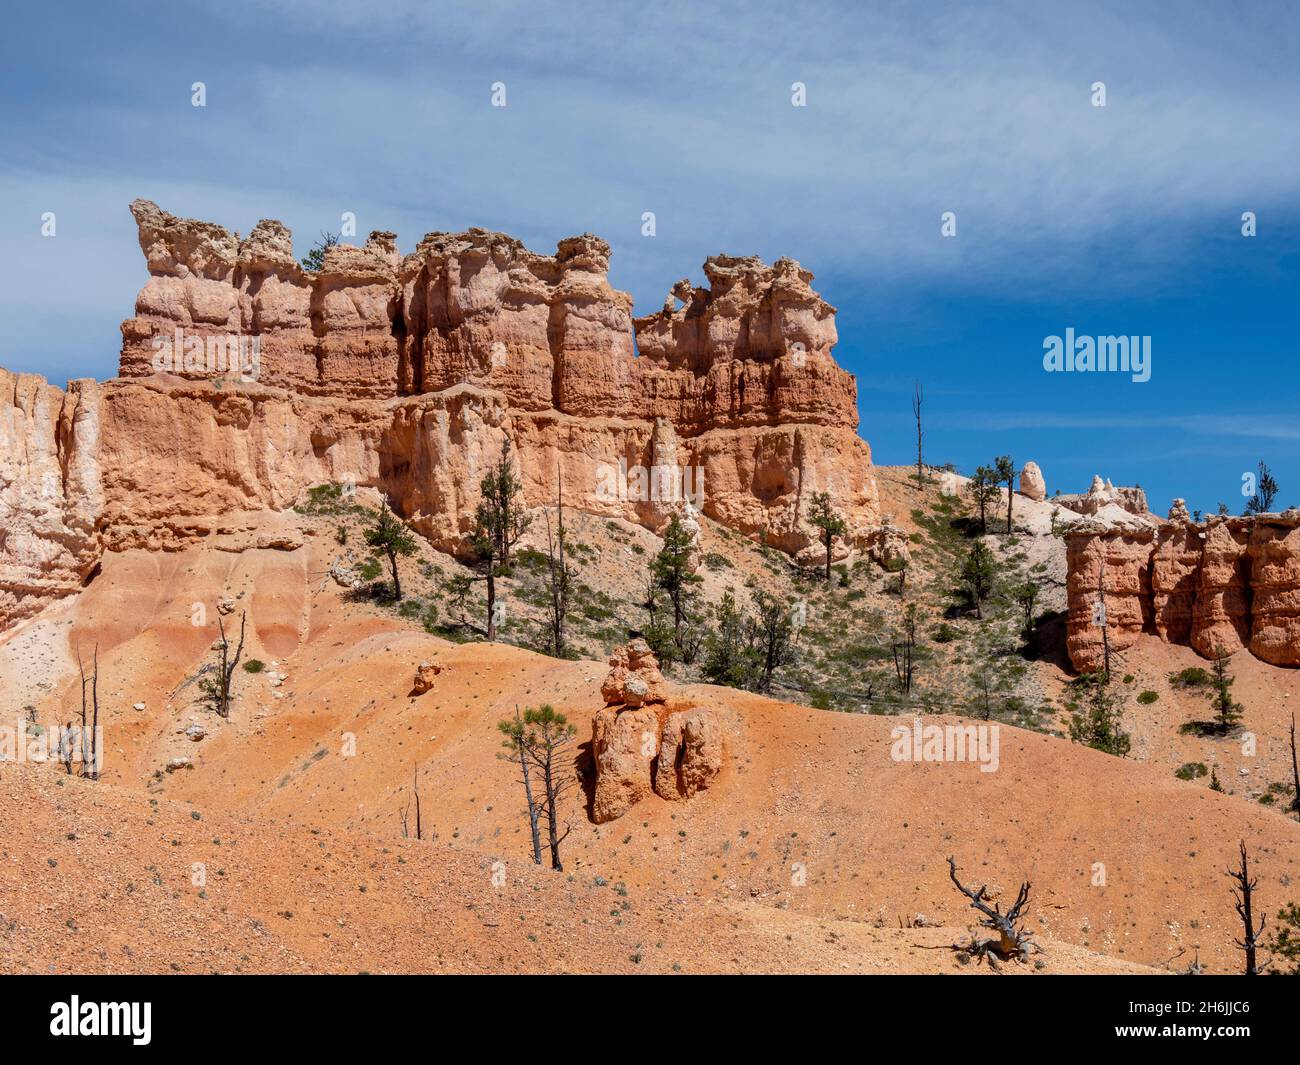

left=364, top=501, right=417, bottom=601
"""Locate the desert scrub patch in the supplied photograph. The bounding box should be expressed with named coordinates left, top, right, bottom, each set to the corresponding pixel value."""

left=513, top=547, right=548, bottom=570
left=703, top=552, right=732, bottom=572
left=242, top=659, right=265, bottom=673
left=295, top=482, right=364, bottom=516
left=1175, top=762, right=1208, bottom=781
left=1170, top=666, right=1211, bottom=689
left=1137, top=690, right=1159, bottom=704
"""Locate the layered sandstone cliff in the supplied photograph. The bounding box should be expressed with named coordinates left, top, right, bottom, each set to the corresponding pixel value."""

left=1, top=201, right=884, bottom=630
left=1066, top=507, right=1300, bottom=671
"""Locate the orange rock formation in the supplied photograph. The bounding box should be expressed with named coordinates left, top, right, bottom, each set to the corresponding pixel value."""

left=1065, top=508, right=1300, bottom=671
left=591, top=640, right=722, bottom=823
left=1, top=202, right=886, bottom=630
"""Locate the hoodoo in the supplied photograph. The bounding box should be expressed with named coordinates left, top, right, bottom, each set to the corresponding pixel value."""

left=0, top=201, right=894, bottom=631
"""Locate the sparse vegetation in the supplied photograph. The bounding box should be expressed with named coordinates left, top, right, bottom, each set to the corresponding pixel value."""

left=966, top=466, right=999, bottom=536
left=647, top=514, right=702, bottom=665
left=497, top=705, right=577, bottom=871
left=364, top=502, right=417, bottom=601
left=199, top=610, right=246, bottom=718
left=807, top=491, right=847, bottom=583
left=1067, top=672, right=1132, bottom=757
left=1243, top=460, right=1279, bottom=515
left=300, top=230, right=339, bottom=272
left=959, top=541, right=997, bottom=619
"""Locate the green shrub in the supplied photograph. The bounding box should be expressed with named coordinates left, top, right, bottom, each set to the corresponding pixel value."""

left=1170, top=666, right=1211, bottom=689
left=1137, top=690, right=1159, bottom=705
left=1175, top=762, right=1207, bottom=781
left=242, top=659, right=264, bottom=674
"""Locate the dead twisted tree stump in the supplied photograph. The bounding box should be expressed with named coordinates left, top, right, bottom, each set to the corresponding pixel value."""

left=947, top=856, right=1036, bottom=969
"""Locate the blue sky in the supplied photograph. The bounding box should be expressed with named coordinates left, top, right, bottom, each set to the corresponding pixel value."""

left=2, top=0, right=1298, bottom=516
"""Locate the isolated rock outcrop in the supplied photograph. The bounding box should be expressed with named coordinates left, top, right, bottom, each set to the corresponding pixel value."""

left=1019, top=461, right=1046, bottom=502
left=0, top=370, right=102, bottom=628
left=1058, top=475, right=1149, bottom=518
left=591, top=704, right=662, bottom=824
left=1, top=202, right=889, bottom=630
left=599, top=638, right=666, bottom=707
left=591, top=641, right=723, bottom=822
left=412, top=660, right=442, bottom=694
left=1066, top=511, right=1300, bottom=671
left=863, top=515, right=910, bottom=569
left=653, top=707, right=723, bottom=801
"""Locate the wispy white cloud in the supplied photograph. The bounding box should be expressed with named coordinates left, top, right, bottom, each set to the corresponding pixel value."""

left=953, top=411, right=1300, bottom=441
left=2, top=0, right=1297, bottom=390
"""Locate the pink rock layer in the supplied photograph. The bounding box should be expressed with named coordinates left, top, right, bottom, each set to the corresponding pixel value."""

left=1065, top=513, right=1300, bottom=671
left=1, top=202, right=883, bottom=629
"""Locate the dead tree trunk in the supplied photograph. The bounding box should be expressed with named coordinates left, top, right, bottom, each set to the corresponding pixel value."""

left=1227, top=840, right=1266, bottom=975
left=209, top=611, right=247, bottom=717
left=947, top=856, right=1034, bottom=965
left=509, top=707, right=543, bottom=865
left=892, top=609, right=917, bottom=695
left=912, top=382, right=924, bottom=489
left=415, top=768, right=423, bottom=839
left=89, top=645, right=100, bottom=780
left=1096, top=563, right=1111, bottom=681
left=485, top=570, right=498, bottom=642
left=1290, top=714, right=1300, bottom=817
left=545, top=468, right=571, bottom=659
left=75, top=645, right=101, bottom=780
left=61, top=720, right=75, bottom=775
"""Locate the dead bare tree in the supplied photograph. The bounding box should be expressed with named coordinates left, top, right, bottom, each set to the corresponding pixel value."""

left=1289, top=714, right=1300, bottom=817
left=946, top=856, right=1035, bottom=968
left=1096, top=563, right=1111, bottom=680
left=400, top=766, right=424, bottom=840
left=60, top=719, right=75, bottom=775
left=200, top=610, right=246, bottom=718
left=1227, top=840, right=1267, bottom=975
left=912, top=381, right=924, bottom=489
left=75, top=644, right=100, bottom=780
left=544, top=468, right=573, bottom=659
left=975, top=672, right=993, bottom=721
left=1160, top=947, right=1204, bottom=975
left=891, top=605, right=918, bottom=695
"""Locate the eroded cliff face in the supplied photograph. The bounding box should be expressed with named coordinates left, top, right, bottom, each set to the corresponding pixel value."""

left=0, top=371, right=103, bottom=626
left=1, top=201, right=882, bottom=629
left=1066, top=510, right=1300, bottom=671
